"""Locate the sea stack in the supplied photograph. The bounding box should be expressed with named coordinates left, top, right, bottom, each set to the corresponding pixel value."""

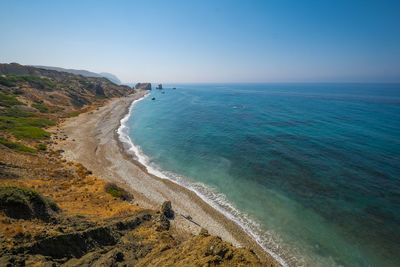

left=135, top=83, right=152, bottom=90
left=156, top=84, right=163, bottom=89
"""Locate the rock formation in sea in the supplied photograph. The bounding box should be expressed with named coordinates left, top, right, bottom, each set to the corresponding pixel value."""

left=135, top=82, right=152, bottom=90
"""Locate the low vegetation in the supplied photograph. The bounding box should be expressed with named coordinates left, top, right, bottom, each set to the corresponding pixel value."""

left=31, top=103, right=49, bottom=113
left=3, top=74, right=56, bottom=88
left=37, top=143, right=47, bottom=150
left=0, top=185, right=59, bottom=220
left=0, top=116, right=54, bottom=139
left=10, top=126, right=50, bottom=139
left=67, top=111, right=80, bottom=117
left=0, top=92, right=24, bottom=107
left=0, top=93, right=55, bottom=140
left=0, top=137, right=36, bottom=153
left=0, top=76, right=16, bottom=87
left=104, top=182, right=133, bottom=201
left=1, top=107, right=34, bottom=118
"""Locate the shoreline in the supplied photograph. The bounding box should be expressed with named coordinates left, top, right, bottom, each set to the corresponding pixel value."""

left=53, top=90, right=282, bottom=266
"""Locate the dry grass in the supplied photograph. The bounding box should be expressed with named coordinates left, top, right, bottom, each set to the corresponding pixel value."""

left=0, top=146, right=141, bottom=249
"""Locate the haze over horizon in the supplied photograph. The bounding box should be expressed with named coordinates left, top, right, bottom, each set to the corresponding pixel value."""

left=0, top=0, right=399, bottom=83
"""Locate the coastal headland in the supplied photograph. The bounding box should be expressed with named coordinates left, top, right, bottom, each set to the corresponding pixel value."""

left=0, top=63, right=279, bottom=266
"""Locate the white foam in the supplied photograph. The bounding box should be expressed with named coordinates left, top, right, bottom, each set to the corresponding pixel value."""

left=117, top=95, right=289, bottom=267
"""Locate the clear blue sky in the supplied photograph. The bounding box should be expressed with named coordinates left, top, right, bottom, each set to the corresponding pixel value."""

left=0, top=0, right=399, bottom=83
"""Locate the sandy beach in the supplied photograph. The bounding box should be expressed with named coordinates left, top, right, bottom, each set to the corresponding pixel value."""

left=52, top=89, right=280, bottom=265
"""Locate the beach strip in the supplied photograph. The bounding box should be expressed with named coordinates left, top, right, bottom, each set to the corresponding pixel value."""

left=53, top=90, right=281, bottom=266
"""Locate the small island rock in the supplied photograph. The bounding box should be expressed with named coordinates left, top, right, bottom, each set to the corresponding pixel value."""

left=135, top=83, right=152, bottom=90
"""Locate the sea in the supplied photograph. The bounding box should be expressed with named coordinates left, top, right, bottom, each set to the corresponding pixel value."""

left=118, top=83, right=400, bottom=266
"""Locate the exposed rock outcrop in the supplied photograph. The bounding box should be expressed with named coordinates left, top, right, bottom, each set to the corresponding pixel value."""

left=135, top=83, right=152, bottom=90
left=161, top=200, right=174, bottom=218
left=0, top=185, right=59, bottom=221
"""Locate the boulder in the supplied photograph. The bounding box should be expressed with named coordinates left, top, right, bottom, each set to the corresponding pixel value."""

left=199, top=228, right=209, bottom=237
left=156, top=214, right=170, bottom=231
left=161, top=201, right=174, bottom=218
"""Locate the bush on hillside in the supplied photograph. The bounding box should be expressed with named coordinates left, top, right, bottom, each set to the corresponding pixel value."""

left=0, top=137, right=36, bottom=153
left=0, top=185, right=59, bottom=220
left=104, top=182, right=133, bottom=201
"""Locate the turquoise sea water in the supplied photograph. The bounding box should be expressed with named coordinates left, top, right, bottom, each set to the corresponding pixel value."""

left=121, top=84, right=400, bottom=266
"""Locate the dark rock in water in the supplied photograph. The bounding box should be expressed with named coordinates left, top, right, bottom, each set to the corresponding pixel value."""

left=172, top=87, right=176, bottom=89
left=151, top=97, right=156, bottom=100
left=156, top=84, right=163, bottom=89
left=135, top=83, right=152, bottom=90
left=161, top=91, right=165, bottom=94
left=161, top=201, right=174, bottom=218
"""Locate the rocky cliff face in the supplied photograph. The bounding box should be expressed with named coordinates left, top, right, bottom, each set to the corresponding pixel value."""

left=135, top=82, right=152, bottom=90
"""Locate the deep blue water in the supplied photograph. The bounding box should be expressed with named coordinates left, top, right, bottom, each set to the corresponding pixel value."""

left=123, top=83, right=400, bottom=266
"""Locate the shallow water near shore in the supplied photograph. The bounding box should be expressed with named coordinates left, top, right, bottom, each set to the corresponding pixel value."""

left=122, top=84, right=400, bottom=266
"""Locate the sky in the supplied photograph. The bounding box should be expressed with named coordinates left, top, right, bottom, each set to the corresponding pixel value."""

left=0, top=0, right=399, bottom=83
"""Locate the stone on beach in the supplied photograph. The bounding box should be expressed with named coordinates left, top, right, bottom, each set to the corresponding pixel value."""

left=161, top=200, right=174, bottom=218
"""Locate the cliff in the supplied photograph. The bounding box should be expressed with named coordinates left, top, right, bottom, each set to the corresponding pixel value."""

left=135, top=82, right=152, bottom=90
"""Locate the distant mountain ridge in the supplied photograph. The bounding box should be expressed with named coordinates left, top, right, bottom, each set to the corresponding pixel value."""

left=98, top=72, right=121, bottom=85
left=33, top=65, right=121, bottom=85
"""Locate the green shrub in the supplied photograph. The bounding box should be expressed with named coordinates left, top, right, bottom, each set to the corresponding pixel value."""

left=12, top=89, right=24, bottom=95
left=27, top=118, right=56, bottom=127
left=1, top=108, right=34, bottom=118
left=45, top=197, right=60, bottom=212
left=6, top=75, right=56, bottom=88
left=10, top=126, right=51, bottom=139
left=0, top=185, right=40, bottom=203
left=0, top=116, right=55, bottom=129
left=68, top=111, right=80, bottom=117
left=0, top=109, right=55, bottom=139
left=38, top=143, right=47, bottom=150
left=0, top=137, right=36, bottom=153
left=32, top=103, right=49, bottom=113
left=0, top=185, right=59, bottom=219
left=0, top=93, right=24, bottom=107
left=104, top=182, right=133, bottom=201
left=94, top=94, right=107, bottom=99
left=0, top=76, right=16, bottom=87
